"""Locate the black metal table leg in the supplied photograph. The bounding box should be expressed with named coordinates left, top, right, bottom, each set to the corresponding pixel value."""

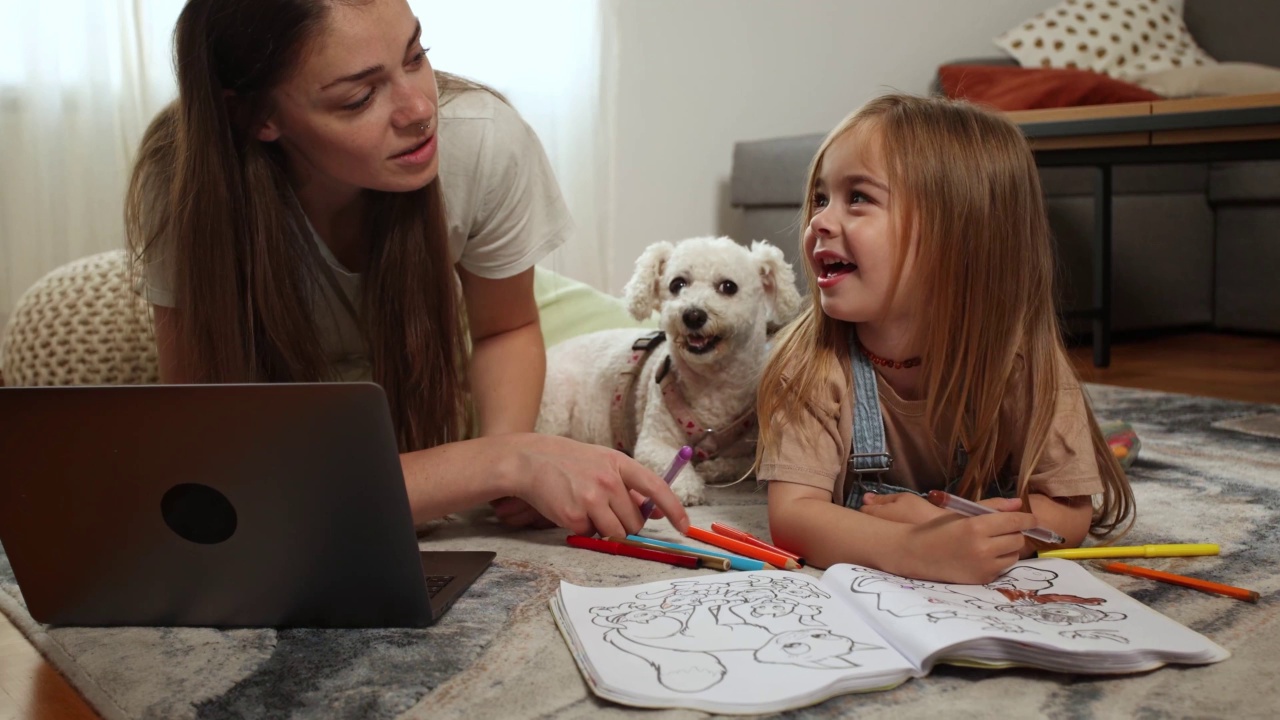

left=1093, top=165, right=1112, bottom=368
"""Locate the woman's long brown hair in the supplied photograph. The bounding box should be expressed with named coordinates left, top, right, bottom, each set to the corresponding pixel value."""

left=754, top=94, right=1134, bottom=539
left=126, top=0, right=480, bottom=452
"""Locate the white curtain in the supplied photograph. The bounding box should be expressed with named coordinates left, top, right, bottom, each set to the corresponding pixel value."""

left=0, top=0, right=186, bottom=322
left=411, top=0, right=616, bottom=291
left=0, top=0, right=616, bottom=327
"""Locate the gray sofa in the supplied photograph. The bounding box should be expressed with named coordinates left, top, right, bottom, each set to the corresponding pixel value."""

left=730, top=0, right=1280, bottom=334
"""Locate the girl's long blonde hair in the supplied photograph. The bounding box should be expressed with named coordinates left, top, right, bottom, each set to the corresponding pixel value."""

left=755, top=94, right=1133, bottom=539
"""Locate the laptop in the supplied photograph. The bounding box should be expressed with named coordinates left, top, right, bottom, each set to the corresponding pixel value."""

left=0, top=383, right=494, bottom=628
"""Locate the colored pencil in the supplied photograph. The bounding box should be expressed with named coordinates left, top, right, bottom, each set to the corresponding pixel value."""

left=687, top=526, right=801, bottom=570
left=625, top=534, right=775, bottom=571
left=710, top=522, right=804, bottom=565
left=604, top=536, right=732, bottom=571
left=1098, top=562, right=1259, bottom=603
left=566, top=535, right=698, bottom=569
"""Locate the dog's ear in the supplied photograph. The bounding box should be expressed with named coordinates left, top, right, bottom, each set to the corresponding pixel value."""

left=623, top=241, right=674, bottom=321
left=751, top=240, right=802, bottom=325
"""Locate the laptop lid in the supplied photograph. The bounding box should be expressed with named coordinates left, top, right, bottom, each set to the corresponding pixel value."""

left=0, top=382, right=478, bottom=628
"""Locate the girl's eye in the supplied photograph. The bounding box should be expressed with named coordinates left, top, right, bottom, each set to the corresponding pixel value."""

left=717, top=280, right=738, bottom=296
left=342, top=89, right=375, bottom=111
left=812, top=192, right=829, bottom=209
left=668, top=277, right=688, bottom=294
left=849, top=191, right=869, bottom=205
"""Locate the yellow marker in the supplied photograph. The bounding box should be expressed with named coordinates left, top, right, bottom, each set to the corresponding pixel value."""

left=1038, top=543, right=1219, bottom=560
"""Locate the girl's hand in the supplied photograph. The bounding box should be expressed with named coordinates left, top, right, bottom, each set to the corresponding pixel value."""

left=498, top=434, right=690, bottom=539
left=899, top=510, right=1039, bottom=584
left=858, top=493, right=947, bottom=524
left=861, top=493, right=1025, bottom=525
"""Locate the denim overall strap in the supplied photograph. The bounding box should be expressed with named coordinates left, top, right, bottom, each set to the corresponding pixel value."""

left=845, top=335, right=896, bottom=508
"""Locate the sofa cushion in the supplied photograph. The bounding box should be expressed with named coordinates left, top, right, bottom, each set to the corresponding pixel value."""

left=730, top=134, right=824, bottom=207
left=534, top=267, right=655, bottom=349
left=1183, top=0, right=1280, bottom=68
left=939, top=64, right=1160, bottom=111
left=1132, top=62, right=1280, bottom=98
left=1208, top=161, right=1280, bottom=204
left=1039, top=164, right=1207, bottom=196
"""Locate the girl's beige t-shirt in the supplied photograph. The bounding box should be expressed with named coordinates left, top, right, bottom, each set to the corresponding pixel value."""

left=140, top=90, right=572, bottom=381
left=756, top=354, right=1105, bottom=504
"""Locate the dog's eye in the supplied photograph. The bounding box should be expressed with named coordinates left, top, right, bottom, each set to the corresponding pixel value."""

left=668, top=277, right=688, bottom=294
left=717, top=280, right=738, bottom=296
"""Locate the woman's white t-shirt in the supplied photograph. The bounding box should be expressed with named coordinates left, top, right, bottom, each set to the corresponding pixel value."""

left=142, top=90, right=573, bottom=380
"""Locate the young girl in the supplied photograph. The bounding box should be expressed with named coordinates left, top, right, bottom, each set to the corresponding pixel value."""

left=126, top=0, right=688, bottom=539
left=754, top=94, right=1134, bottom=585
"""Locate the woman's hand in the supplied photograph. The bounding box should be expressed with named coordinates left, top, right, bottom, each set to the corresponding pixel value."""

left=492, top=490, right=667, bottom=530
left=897, top=510, right=1040, bottom=584
left=496, top=434, right=690, bottom=539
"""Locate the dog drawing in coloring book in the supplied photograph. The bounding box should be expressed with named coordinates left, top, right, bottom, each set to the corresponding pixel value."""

left=537, top=236, right=802, bottom=505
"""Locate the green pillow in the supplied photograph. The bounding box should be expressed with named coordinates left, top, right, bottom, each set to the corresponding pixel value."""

left=533, top=267, right=656, bottom=348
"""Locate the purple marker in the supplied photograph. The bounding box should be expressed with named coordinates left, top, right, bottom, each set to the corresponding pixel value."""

left=640, top=445, right=694, bottom=522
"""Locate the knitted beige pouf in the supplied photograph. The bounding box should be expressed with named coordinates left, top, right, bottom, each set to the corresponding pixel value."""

left=0, top=250, right=158, bottom=386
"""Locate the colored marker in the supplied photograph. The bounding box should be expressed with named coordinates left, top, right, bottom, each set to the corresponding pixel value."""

left=687, top=526, right=802, bottom=570
left=640, top=446, right=693, bottom=522
left=710, top=522, right=804, bottom=565
left=1098, top=562, right=1258, bottom=604
left=626, top=534, right=775, bottom=571
left=567, top=535, right=698, bottom=569
left=1039, top=543, right=1220, bottom=560
left=926, top=490, right=1066, bottom=545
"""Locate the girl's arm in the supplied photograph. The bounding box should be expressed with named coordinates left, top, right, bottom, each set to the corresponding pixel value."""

left=457, top=266, right=544, bottom=436
left=770, top=481, right=1039, bottom=585
left=860, top=490, right=1094, bottom=556
left=1024, top=493, right=1093, bottom=555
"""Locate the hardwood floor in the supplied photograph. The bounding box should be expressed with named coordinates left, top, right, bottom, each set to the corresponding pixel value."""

left=1, top=331, right=1277, bottom=720
left=0, top=614, right=97, bottom=720
left=1067, top=331, right=1280, bottom=404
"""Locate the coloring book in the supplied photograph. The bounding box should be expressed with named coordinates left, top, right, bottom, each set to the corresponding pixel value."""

left=550, top=558, right=1229, bottom=714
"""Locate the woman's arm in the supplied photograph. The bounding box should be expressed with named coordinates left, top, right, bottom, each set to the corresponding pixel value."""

left=770, top=480, right=1038, bottom=584
left=457, top=266, right=544, bottom=435
left=401, top=432, right=689, bottom=539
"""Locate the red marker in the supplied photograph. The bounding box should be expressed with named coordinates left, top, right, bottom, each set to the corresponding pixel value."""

left=566, top=534, right=698, bottom=569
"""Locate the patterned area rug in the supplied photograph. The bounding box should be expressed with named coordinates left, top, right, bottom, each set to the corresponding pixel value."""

left=2, top=384, right=1278, bottom=719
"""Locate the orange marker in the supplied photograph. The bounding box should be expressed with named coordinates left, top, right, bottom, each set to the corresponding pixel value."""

left=687, top=526, right=801, bottom=570
left=710, top=522, right=804, bottom=565
left=1099, top=562, right=1259, bottom=603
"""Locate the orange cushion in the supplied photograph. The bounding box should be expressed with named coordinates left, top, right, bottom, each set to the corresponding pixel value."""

left=938, top=64, right=1161, bottom=112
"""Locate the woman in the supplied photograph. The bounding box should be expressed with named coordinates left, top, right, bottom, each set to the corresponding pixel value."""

left=126, top=0, right=688, bottom=539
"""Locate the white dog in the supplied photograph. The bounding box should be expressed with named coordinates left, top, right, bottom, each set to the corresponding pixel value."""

left=537, top=236, right=802, bottom=505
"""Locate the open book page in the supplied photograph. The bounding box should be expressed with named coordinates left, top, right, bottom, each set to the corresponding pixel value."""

left=552, top=571, right=919, bottom=715
left=821, top=558, right=1230, bottom=674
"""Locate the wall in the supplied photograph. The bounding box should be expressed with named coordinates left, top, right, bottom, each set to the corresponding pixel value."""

left=604, top=0, right=1056, bottom=291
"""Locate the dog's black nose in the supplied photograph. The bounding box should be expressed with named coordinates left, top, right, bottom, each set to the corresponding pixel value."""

left=682, top=308, right=707, bottom=330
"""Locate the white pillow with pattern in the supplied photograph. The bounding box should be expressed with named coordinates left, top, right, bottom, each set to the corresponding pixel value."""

left=995, top=0, right=1214, bottom=80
